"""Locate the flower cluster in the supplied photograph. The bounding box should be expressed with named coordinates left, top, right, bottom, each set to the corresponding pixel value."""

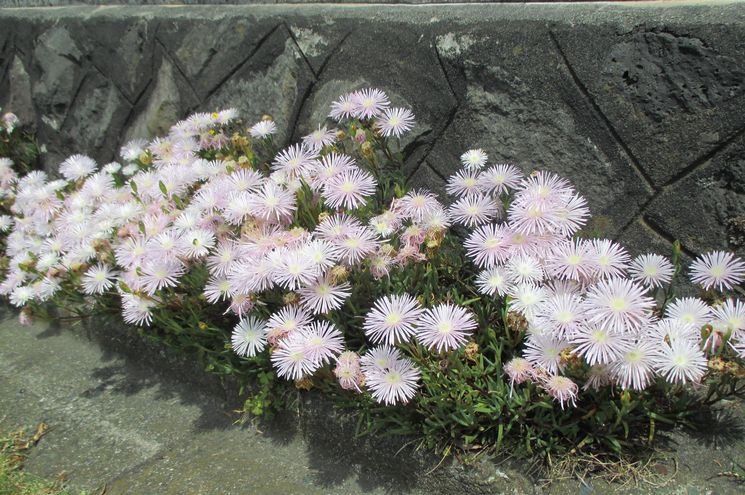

left=1, top=89, right=743, bottom=424
left=446, top=151, right=745, bottom=406
left=0, top=91, right=475, bottom=406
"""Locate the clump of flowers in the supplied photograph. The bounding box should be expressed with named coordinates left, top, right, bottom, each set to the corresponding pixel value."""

left=1, top=89, right=744, bottom=461
left=0, top=108, right=41, bottom=176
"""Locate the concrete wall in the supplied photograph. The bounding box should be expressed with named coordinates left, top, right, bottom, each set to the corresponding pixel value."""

left=1, top=3, right=745, bottom=262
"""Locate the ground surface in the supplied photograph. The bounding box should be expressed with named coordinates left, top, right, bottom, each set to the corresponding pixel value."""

left=2, top=309, right=745, bottom=494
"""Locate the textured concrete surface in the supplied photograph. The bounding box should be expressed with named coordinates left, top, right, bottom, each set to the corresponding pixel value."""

left=2, top=3, right=745, bottom=263
left=0, top=309, right=430, bottom=494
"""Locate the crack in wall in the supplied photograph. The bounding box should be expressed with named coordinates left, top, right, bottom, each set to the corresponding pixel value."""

left=287, top=30, right=351, bottom=144
left=616, top=122, right=745, bottom=243
left=117, top=76, right=154, bottom=153
left=87, top=57, right=134, bottom=107
left=283, top=22, right=319, bottom=81
left=315, top=31, right=351, bottom=79
left=198, top=23, right=283, bottom=106
left=639, top=215, right=698, bottom=259
left=549, top=29, right=657, bottom=193
left=154, top=36, right=200, bottom=106
left=60, top=72, right=89, bottom=131
left=405, top=42, right=460, bottom=183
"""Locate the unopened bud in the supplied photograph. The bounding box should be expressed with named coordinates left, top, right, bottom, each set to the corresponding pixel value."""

left=361, top=142, right=373, bottom=157
left=330, top=265, right=349, bottom=284
left=283, top=292, right=299, bottom=305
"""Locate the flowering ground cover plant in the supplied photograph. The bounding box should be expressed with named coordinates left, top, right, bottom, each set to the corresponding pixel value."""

left=1, top=89, right=744, bottom=464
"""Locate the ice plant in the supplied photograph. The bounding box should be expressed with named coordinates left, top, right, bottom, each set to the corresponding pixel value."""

left=417, top=303, right=477, bottom=352
left=1, top=89, right=744, bottom=463
left=363, top=294, right=424, bottom=345
left=689, top=250, right=745, bottom=291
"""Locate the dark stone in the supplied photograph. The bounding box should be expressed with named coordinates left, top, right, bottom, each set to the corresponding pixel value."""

left=285, top=21, right=350, bottom=78
left=122, top=55, right=196, bottom=144
left=6, top=56, right=36, bottom=127
left=605, top=30, right=745, bottom=124
left=425, top=24, right=651, bottom=238
left=645, top=132, right=745, bottom=258
left=31, top=25, right=84, bottom=123
left=77, top=17, right=157, bottom=105
left=554, top=23, right=745, bottom=187
left=48, top=70, right=131, bottom=167
left=155, top=17, right=283, bottom=103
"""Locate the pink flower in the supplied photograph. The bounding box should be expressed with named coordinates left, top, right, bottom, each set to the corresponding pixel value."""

left=140, top=258, right=185, bottom=295
left=298, top=275, right=351, bottom=314
left=352, top=88, right=391, bottom=119
left=363, top=294, right=424, bottom=345
left=323, top=167, right=377, bottom=210
left=266, top=305, right=312, bottom=345
left=329, top=93, right=357, bottom=120
left=231, top=316, right=268, bottom=357
left=334, top=227, right=380, bottom=266
left=60, top=154, right=97, bottom=181
left=665, top=297, right=712, bottom=329
left=272, top=144, right=317, bottom=180
left=655, top=339, right=707, bottom=384
left=446, top=169, right=483, bottom=198
left=271, top=332, right=319, bottom=380
left=544, top=239, right=597, bottom=283
left=246, top=181, right=296, bottom=224
left=571, top=324, right=632, bottom=366
left=460, top=149, right=488, bottom=170
left=504, top=357, right=535, bottom=390
left=591, top=239, right=631, bottom=279
left=416, top=303, right=478, bottom=352
left=334, top=351, right=363, bottom=391
left=523, top=333, right=569, bottom=375
left=609, top=340, right=658, bottom=390
left=629, top=254, right=674, bottom=289
left=478, top=164, right=523, bottom=196
left=583, top=277, right=655, bottom=334
left=300, top=320, right=345, bottom=366
left=689, top=250, right=745, bottom=291
left=395, top=189, right=442, bottom=223
left=362, top=345, right=420, bottom=405
left=542, top=375, right=578, bottom=409
left=464, top=223, right=513, bottom=268
left=448, top=194, right=501, bottom=227
left=302, top=125, right=337, bottom=151
left=375, top=107, right=414, bottom=137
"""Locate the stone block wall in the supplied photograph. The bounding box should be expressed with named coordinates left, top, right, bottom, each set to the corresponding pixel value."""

left=1, top=3, right=745, bottom=263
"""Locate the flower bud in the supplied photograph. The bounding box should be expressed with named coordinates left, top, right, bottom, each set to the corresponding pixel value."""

left=283, top=292, right=299, bottom=305
left=361, top=142, right=373, bottom=157
left=330, top=265, right=348, bottom=284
